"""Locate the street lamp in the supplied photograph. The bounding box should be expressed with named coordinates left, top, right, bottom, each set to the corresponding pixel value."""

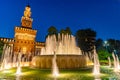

left=103, top=40, right=109, bottom=50
left=114, top=40, right=117, bottom=54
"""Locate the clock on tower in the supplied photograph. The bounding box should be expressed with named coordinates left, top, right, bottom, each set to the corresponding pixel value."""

left=21, top=5, right=33, bottom=29
left=22, top=20, right=32, bottom=28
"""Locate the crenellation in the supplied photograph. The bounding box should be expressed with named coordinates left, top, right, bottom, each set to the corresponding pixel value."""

left=0, top=37, right=14, bottom=44
left=15, top=27, right=37, bottom=35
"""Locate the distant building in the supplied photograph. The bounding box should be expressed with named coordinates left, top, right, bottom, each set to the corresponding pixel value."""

left=0, top=5, right=45, bottom=54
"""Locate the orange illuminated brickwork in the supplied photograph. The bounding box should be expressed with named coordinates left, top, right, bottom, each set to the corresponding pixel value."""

left=14, top=27, right=37, bottom=53
left=14, top=5, right=37, bottom=53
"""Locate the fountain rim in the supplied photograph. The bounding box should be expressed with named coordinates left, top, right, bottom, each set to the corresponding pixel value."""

left=35, top=54, right=83, bottom=56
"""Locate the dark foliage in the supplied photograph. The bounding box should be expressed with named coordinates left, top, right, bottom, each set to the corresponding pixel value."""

left=75, top=28, right=96, bottom=53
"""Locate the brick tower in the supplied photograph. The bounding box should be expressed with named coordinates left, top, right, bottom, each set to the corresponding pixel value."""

left=14, top=5, right=37, bottom=54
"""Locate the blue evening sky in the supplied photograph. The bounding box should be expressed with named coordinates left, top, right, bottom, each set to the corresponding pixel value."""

left=0, top=0, right=120, bottom=42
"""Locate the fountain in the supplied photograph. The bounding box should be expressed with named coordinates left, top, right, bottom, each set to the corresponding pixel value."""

left=0, top=44, right=13, bottom=70
left=93, top=47, right=100, bottom=75
left=32, top=34, right=87, bottom=69
left=41, top=34, right=81, bottom=55
left=0, top=44, right=34, bottom=72
left=85, top=53, right=93, bottom=66
left=52, top=52, right=59, bottom=77
left=0, top=34, right=92, bottom=80
left=108, top=57, right=111, bottom=68
left=0, top=45, right=24, bottom=76
left=112, top=52, right=120, bottom=72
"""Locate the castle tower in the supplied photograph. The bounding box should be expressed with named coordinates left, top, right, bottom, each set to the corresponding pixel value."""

left=21, top=5, right=32, bottom=29
left=14, top=5, right=37, bottom=54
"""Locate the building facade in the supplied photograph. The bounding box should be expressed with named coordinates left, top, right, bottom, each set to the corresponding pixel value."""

left=0, top=5, right=45, bottom=54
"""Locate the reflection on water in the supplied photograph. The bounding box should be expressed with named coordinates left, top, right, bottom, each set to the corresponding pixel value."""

left=94, top=77, right=102, bottom=80
left=94, top=75, right=101, bottom=80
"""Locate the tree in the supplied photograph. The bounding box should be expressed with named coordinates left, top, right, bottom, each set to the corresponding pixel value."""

left=60, top=29, right=66, bottom=35
left=47, top=26, right=58, bottom=38
left=107, top=39, right=120, bottom=54
left=98, top=49, right=111, bottom=60
left=60, top=27, right=72, bottom=35
left=75, top=28, right=96, bottom=54
left=65, top=27, right=72, bottom=35
left=48, top=26, right=58, bottom=35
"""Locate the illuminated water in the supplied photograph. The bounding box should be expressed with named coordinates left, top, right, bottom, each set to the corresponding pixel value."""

left=93, top=47, right=100, bottom=75
left=16, top=52, right=22, bottom=75
left=41, top=34, right=81, bottom=55
left=112, top=52, right=120, bottom=72
left=0, top=46, right=119, bottom=80
left=108, top=57, right=111, bottom=67
left=52, top=52, right=59, bottom=77
left=0, top=45, right=33, bottom=71
left=0, top=35, right=119, bottom=80
left=0, top=44, right=13, bottom=70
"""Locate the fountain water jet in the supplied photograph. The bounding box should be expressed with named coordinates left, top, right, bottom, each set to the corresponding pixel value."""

left=112, top=52, right=120, bottom=72
left=0, top=44, right=13, bottom=70
left=16, top=52, right=22, bottom=75
left=108, top=57, right=111, bottom=68
left=41, top=34, right=81, bottom=55
left=93, top=47, right=100, bottom=75
left=0, top=44, right=36, bottom=77
left=52, top=52, right=59, bottom=77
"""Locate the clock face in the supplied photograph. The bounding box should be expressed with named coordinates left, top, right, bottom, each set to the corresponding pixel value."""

left=22, top=20, right=31, bottom=28
left=25, top=22, right=30, bottom=27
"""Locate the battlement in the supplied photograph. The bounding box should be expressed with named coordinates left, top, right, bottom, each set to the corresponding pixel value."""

left=15, top=27, right=37, bottom=35
left=0, top=37, right=14, bottom=43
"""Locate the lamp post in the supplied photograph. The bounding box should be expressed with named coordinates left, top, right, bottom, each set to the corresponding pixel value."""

left=103, top=40, right=109, bottom=51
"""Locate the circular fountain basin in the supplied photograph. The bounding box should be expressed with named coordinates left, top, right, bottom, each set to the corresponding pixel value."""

left=31, top=55, right=87, bottom=69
